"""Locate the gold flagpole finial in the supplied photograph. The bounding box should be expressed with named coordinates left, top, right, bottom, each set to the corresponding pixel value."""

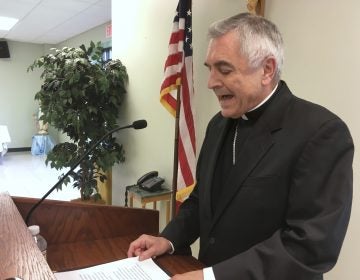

left=247, top=0, right=258, bottom=14
left=247, top=0, right=265, bottom=16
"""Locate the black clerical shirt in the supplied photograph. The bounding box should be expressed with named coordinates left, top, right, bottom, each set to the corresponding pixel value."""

left=210, top=90, right=278, bottom=214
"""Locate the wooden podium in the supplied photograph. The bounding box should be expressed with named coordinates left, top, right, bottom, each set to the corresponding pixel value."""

left=0, top=193, right=203, bottom=280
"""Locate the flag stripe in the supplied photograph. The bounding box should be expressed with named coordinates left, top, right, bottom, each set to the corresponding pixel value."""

left=181, top=58, right=196, bottom=151
left=178, top=137, right=194, bottom=187
left=164, top=53, right=183, bottom=70
left=161, top=73, right=181, bottom=91
left=169, top=29, right=185, bottom=45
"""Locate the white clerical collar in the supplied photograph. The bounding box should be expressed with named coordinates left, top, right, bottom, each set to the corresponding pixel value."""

left=242, top=83, right=279, bottom=120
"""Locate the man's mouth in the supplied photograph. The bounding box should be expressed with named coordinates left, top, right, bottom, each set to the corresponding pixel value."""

left=218, top=94, right=234, bottom=100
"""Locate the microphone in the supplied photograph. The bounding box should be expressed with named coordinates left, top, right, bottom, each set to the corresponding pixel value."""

left=25, top=119, right=147, bottom=225
left=132, top=119, right=147, bottom=130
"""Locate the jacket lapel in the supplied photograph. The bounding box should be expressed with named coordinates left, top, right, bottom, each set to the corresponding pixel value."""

left=202, top=118, right=233, bottom=220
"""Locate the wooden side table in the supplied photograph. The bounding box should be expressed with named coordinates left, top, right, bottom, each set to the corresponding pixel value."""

left=127, top=186, right=172, bottom=225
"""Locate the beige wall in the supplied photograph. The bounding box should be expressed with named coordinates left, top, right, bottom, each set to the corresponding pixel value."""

left=0, top=42, right=45, bottom=147
left=112, top=0, right=359, bottom=278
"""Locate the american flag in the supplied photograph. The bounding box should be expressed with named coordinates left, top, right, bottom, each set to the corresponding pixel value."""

left=160, top=0, right=196, bottom=209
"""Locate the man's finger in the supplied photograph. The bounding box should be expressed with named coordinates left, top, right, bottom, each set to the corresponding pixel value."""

left=138, top=247, right=156, bottom=261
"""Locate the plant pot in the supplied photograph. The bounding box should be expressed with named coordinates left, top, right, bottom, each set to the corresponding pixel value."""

left=97, top=169, right=112, bottom=205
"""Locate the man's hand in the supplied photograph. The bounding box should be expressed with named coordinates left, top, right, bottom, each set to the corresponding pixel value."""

left=171, top=270, right=203, bottom=280
left=127, top=234, right=171, bottom=261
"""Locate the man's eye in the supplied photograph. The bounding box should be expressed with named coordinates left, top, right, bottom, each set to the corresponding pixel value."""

left=219, top=68, right=232, bottom=75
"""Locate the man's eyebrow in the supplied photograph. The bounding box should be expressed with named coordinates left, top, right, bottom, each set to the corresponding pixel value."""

left=204, top=60, right=234, bottom=69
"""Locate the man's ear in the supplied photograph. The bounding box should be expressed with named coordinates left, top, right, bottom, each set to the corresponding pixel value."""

left=262, top=56, right=276, bottom=85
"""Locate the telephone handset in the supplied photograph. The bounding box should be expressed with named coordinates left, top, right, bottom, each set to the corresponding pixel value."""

left=137, top=171, right=164, bottom=192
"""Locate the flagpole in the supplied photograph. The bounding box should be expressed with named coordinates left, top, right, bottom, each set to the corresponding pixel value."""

left=171, top=85, right=181, bottom=219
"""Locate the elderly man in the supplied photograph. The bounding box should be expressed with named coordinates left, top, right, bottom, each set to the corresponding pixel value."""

left=128, top=13, right=353, bottom=280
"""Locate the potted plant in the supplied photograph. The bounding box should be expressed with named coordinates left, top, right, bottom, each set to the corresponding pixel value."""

left=28, top=41, right=128, bottom=201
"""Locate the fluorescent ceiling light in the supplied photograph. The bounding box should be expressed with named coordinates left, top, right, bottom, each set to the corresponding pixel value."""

left=0, top=16, right=19, bottom=31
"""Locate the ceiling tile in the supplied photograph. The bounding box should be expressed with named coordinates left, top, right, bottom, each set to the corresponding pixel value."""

left=1, top=0, right=111, bottom=44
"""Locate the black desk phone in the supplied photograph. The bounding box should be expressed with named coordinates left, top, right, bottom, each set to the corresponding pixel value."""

left=137, top=171, right=164, bottom=192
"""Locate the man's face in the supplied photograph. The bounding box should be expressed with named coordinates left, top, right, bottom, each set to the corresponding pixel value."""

left=205, top=30, right=270, bottom=119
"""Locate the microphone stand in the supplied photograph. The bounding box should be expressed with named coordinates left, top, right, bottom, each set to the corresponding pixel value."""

left=25, top=124, right=135, bottom=226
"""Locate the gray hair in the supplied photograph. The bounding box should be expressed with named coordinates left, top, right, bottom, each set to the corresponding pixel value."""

left=208, top=13, right=284, bottom=81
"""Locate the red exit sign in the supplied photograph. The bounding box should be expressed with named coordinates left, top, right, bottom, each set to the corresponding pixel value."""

left=106, top=24, right=112, bottom=38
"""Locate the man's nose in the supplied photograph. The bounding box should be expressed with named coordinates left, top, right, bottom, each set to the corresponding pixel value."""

left=207, top=71, right=221, bottom=89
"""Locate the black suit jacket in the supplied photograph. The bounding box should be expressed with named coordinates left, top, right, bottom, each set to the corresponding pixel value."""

left=161, top=81, right=354, bottom=280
